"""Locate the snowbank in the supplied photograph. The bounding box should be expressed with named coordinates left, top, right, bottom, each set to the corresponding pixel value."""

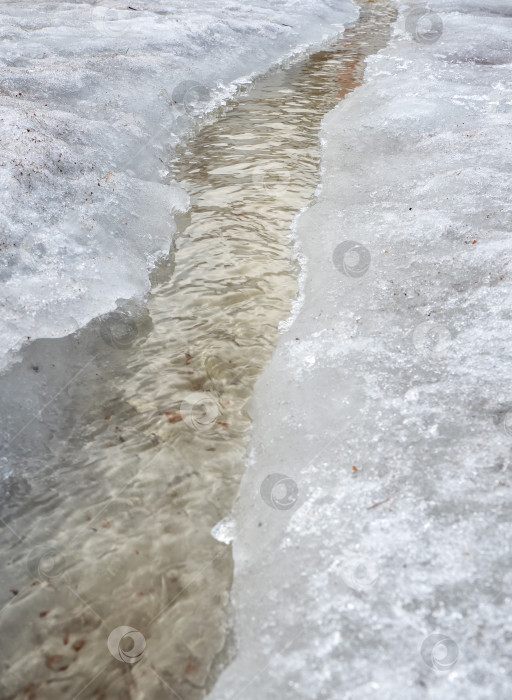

left=0, top=0, right=358, bottom=372
left=210, top=2, right=512, bottom=698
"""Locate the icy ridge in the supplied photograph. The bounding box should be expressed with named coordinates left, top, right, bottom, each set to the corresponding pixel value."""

left=0, top=0, right=358, bottom=371
left=209, top=2, right=512, bottom=698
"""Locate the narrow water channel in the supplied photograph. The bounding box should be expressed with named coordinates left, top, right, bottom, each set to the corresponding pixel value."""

left=0, top=3, right=395, bottom=698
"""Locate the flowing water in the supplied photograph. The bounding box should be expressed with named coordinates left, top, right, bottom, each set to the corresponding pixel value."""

left=0, top=3, right=395, bottom=698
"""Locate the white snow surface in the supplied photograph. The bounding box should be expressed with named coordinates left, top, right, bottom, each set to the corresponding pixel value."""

left=209, top=2, right=512, bottom=699
left=0, top=0, right=358, bottom=371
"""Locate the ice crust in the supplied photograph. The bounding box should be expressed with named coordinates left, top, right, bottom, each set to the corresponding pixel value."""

left=0, top=0, right=358, bottom=371
left=209, top=2, right=512, bottom=698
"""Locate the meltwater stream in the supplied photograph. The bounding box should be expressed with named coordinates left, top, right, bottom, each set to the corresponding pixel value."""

left=0, top=4, right=395, bottom=698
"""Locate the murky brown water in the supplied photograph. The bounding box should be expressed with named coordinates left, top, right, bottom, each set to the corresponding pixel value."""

left=0, top=3, right=395, bottom=698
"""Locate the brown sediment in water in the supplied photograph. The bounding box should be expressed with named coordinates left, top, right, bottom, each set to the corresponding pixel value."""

left=0, top=3, right=395, bottom=699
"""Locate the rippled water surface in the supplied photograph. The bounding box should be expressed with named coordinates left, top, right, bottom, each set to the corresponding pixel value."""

left=0, top=3, right=395, bottom=698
